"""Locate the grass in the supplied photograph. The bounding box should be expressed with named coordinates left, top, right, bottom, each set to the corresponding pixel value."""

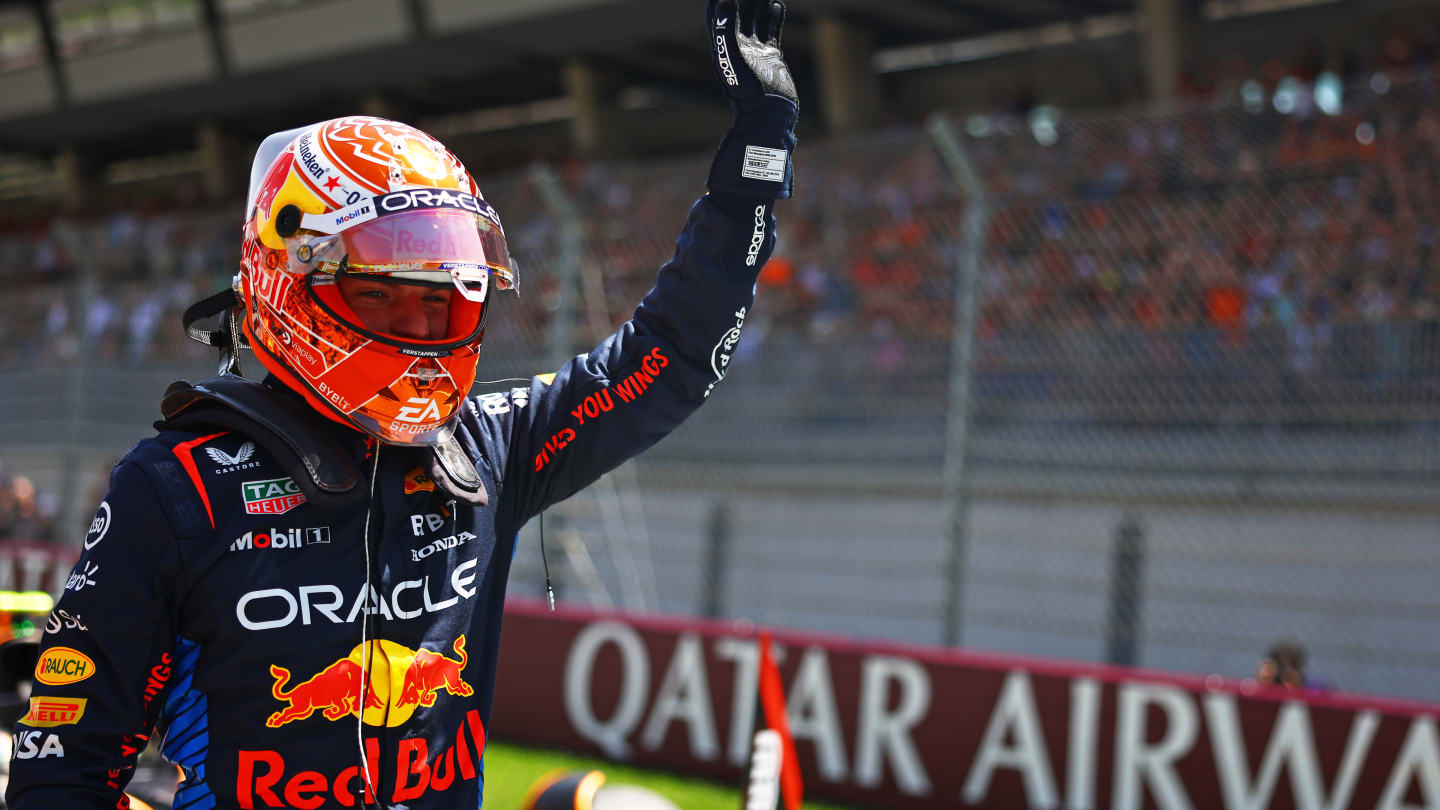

left=482, top=740, right=869, bottom=810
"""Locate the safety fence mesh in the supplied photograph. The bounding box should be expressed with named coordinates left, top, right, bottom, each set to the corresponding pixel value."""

left=1, top=69, right=1438, bottom=701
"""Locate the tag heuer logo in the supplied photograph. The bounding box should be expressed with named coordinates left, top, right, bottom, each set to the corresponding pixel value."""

left=241, top=478, right=307, bottom=515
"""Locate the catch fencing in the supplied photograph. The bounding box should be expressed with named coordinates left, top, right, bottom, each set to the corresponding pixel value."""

left=1, top=70, right=1438, bottom=702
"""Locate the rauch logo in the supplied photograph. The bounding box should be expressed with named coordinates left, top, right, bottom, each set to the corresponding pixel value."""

left=34, top=647, right=95, bottom=686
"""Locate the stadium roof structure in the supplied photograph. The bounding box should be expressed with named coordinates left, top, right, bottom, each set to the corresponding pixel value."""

left=0, top=0, right=1142, bottom=161
left=0, top=0, right=1384, bottom=203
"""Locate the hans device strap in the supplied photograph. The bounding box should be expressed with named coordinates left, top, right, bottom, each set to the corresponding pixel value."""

left=181, top=288, right=247, bottom=377
left=427, top=433, right=488, bottom=506
left=176, top=288, right=488, bottom=506
left=157, top=375, right=488, bottom=508
left=158, top=376, right=363, bottom=508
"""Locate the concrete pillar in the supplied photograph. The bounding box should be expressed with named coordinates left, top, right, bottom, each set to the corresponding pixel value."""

left=32, top=0, right=69, bottom=107
left=55, top=145, right=98, bottom=212
left=402, top=0, right=429, bottom=39
left=814, top=17, right=885, bottom=133
left=197, top=0, right=232, bottom=77
left=361, top=93, right=406, bottom=121
left=562, top=57, right=622, bottom=158
left=1140, top=0, right=1182, bottom=101
left=196, top=119, right=244, bottom=202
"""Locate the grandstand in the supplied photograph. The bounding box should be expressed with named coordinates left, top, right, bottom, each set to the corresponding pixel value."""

left=1, top=0, right=1439, bottom=807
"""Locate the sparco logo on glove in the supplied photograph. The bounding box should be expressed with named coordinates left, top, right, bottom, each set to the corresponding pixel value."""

left=717, top=31, right=739, bottom=86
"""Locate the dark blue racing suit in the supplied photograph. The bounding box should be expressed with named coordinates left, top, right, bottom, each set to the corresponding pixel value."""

left=8, top=192, right=776, bottom=809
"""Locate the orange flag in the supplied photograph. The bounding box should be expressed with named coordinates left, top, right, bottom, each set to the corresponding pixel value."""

left=745, top=631, right=803, bottom=810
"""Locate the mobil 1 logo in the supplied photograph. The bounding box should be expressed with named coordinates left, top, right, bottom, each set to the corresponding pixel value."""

left=230, top=527, right=331, bottom=552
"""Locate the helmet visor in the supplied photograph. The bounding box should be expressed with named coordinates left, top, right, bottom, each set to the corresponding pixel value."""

left=295, top=191, right=516, bottom=301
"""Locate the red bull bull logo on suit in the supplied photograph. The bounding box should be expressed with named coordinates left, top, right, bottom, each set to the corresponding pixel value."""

left=242, top=635, right=480, bottom=807
left=266, top=635, right=471, bottom=728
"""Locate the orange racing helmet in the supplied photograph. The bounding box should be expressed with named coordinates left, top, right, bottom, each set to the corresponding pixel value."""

left=237, top=116, right=515, bottom=445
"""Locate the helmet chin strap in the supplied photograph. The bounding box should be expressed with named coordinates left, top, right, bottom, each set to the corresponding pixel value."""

left=221, top=305, right=245, bottom=377
left=182, top=287, right=248, bottom=377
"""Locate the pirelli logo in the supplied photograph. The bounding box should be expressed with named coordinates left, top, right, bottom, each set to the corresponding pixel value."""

left=21, top=696, right=87, bottom=727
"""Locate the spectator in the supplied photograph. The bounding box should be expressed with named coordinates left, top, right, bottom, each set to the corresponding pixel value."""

left=6, top=477, right=53, bottom=543
left=1255, top=640, right=1328, bottom=690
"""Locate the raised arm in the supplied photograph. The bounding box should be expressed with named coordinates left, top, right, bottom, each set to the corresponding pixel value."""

left=478, top=0, right=800, bottom=523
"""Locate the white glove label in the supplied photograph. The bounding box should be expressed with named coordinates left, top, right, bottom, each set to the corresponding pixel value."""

left=741, top=145, right=788, bottom=183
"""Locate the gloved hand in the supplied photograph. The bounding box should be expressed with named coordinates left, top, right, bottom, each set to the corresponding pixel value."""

left=706, top=0, right=799, bottom=199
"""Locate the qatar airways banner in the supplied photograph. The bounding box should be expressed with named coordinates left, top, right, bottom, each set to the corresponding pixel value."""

left=491, top=600, right=1440, bottom=810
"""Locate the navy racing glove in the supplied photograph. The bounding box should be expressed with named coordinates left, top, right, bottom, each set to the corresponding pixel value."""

left=706, top=0, right=799, bottom=199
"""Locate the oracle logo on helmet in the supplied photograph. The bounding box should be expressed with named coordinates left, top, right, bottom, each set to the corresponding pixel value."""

left=378, top=189, right=485, bottom=215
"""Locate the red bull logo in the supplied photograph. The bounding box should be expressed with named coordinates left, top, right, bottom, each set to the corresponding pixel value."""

left=403, top=466, right=435, bottom=494
left=266, top=635, right=471, bottom=728
left=397, top=637, right=474, bottom=706
left=266, top=658, right=383, bottom=727
left=238, top=708, right=486, bottom=808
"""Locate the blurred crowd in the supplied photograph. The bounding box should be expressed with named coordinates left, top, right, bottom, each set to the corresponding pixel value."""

left=2, top=42, right=1440, bottom=405
left=0, top=463, right=57, bottom=543
left=0, top=207, right=226, bottom=370
left=970, top=86, right=1440, bottom=344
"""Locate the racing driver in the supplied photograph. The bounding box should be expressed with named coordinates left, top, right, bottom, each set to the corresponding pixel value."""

left=7, top=1, right=797, bottom=806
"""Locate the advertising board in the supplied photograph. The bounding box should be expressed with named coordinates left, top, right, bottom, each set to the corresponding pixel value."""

left=492, top=600, right=1439, bottom=810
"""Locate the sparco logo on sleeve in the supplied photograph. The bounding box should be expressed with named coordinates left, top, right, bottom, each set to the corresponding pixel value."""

left=746, top=204, right=767, bottom=266
left=242, top=478, right=308, bottom=515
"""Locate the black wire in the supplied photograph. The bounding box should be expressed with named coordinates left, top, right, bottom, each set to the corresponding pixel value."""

left=540, top=512, right=555, bottom=611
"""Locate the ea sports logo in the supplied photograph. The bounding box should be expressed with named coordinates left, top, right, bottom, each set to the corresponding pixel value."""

left=396, top=397, right=442, bottom=424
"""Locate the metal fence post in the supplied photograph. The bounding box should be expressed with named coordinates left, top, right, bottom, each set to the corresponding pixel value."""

left=528, top=162, right=657, bottom=613
left=1106, top=516, right=1146, bottom=667
left=528, top=164, right=581, bottom=368
left=700, top=498, right=731, bottom=618
left=926, top=114, right=991, bottom=648
left=57, top=228, right=98, bottom=542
